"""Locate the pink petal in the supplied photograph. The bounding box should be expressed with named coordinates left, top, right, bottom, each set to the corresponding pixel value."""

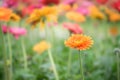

left=9, top=27, right=27, bottom=38
left=63, top=22, right=83, bottom=34
left=14, top=35, right=19, bottom=40
left=1, top=25, right=9, bottom=34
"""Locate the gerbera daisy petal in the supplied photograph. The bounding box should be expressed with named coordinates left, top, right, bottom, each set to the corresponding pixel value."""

left=65, top=34, right=93, bottom=50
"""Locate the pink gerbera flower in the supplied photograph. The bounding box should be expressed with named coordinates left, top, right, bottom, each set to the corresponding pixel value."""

left=63, top=22, right=83, bottom=34
left=80, top=1, right=93, bottom=7
left=76, top=7, right=89, bottom=16
left=76, top=1, right=93, bottom=16
left=1, top=25, right=9, bottom=34
left=62, top=0, right=75, bottom=4
left=3, top=0, right=18, bottom=8
left=9, top=27, right=27, bottom=39
left=112, top=0, right=120, bottom=12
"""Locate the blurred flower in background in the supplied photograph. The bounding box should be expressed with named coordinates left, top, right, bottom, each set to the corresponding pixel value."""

left=33, top=40, right=51, bottom=54
left=96, top=0, right=108, bottom=5
left=1, top=25, right=9, bottom=34
left=0, top=7, right=12, bottom=21
left=1, top=25, right=27, bottom=39
left=89, top=5, right=105, bottom=20
left=63, top=22, right=83, bottom=34
left=21, top=5, right=36, bottom=17
left=112, top=0, right=120, bottom=12
left=3, top=0, right=18, bottom=8
left=66, top=11, right=86, bottom=22
left=10, top=13, right=21, bottom=22
left=27, top=6, right=58, bottom=29
left=109, top=12, right=120, bottom=22
left=9, top=27, right=27, bottom=39
left=39, top=0, right=60, bottom=5
left=76, top=1, right=93, bottom=16
left=109, top=26, right=119, bottom=36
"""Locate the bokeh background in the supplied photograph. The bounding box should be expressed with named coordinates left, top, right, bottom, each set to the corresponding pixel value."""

left=0, top=0, right=120, bottom=80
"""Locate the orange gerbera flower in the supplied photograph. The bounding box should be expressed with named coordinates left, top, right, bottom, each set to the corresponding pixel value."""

left=109, top=13, right=120, bottom=22
left=104, top=7, right=113, bottom=15
left=65, top=34, right=93, bottom=50
left=109, top=27, right=119, bottom=36
left=0, top=7, right=12, bottom=21
left=59, top=4, right=72, bottom=12
left=104, top=8, right=120, bottom=22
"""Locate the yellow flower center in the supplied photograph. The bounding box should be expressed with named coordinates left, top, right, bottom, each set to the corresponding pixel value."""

left=75, top=40, right=83, bottom=44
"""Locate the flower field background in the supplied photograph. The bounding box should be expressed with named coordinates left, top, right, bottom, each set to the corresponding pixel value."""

left=0, top=0, right=120, bottom=80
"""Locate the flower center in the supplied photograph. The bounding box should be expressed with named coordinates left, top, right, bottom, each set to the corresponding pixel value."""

left=75, top=40, right=83, bottom=44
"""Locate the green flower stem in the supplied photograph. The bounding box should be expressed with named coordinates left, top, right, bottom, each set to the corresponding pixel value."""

left=79, top=51, right=84, bottom=80
left=116, top=52, right=120, bottom=80
left=21, top=38, right=28, bottom=70
left=48, top=48, right=59, bottom=80
left=50, top=26, right=56, bottom=47
left=0, top=22, right=8, bottom=80
left=45, top=26, right=59, bottom=80
left=7, top=31, right=13, bottom=80
left=19, top=20, right=28, bottom=71
left=45, top=26, right=48, bottom=40
left=67, top=49, right=72, bottom=76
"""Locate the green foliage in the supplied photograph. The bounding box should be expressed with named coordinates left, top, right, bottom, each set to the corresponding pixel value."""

left=0, top=20, right=120, bottom=80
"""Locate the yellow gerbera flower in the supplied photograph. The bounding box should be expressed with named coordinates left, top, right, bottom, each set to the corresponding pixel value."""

left=40, top=6, right=58, bottom=16
left=89, top=6, right=105, bottom=20
left=26, top=6, right=58, bottom=29
left=33, top=41, right=51, bottom=54
left=65, top=34, right=93, bottom=50
left=26, top=10, right=41, bottom=29
left=66, top=11, right=86, bottom=22
left=26, top=9, right=41, bottom=23
left=10, top=13, right=21, bottom=22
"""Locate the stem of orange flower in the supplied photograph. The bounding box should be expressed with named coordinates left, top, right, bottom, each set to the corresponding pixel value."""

left=21, top=37, right=28, bottom=71
left=47, top=48, right=59, bottom=80
left=0, top=22, right=8, bottom=80
left=79, top=51, right=84, bottom=80
left=67, top=49, right=72, bottom=76
left=7, top=29, right=13, bottom=80
left=116, top=52, right=120, bottom=80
